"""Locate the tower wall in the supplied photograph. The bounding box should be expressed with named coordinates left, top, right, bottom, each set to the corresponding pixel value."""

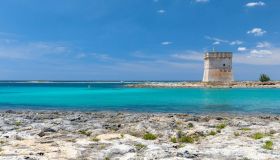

left=203, top=52, right=233, bottom=82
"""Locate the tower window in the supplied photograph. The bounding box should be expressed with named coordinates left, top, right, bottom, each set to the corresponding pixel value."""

left=223, top=64, right=225, bottom=66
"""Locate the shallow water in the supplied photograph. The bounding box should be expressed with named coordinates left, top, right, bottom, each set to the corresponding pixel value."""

left=0, top=82, right=280, bottom=113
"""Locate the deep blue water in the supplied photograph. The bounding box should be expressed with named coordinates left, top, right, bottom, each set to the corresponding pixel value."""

left=0, top=82, right=280, bottom=114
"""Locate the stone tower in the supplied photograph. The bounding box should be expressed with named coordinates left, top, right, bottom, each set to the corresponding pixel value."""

left=202, top=52, right=233, bottom=82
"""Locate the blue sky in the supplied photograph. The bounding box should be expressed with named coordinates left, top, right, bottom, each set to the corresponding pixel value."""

left=0, top=0, right=279, bottom=80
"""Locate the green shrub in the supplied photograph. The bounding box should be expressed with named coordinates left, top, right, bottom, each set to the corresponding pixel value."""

left=178, top=136, right=194, bottom=143
left=209, top=130, right=217, bottom=136
left=251, top=132, right=265, bottom=140
left=188, top=123, right=194, bottom=128
left=170, top=137, right=177, bottom=143
left=234, top=132, right=240, bottom=136
left=78, top=130, right=92, bottom=136
left=240, top=128, right=251, bottom=131
left=262, top=140, right=273, bottom=150
left=15, top=121, right=22, bottom=126
left=91, top=137, right=100, bottom=142
left=259, top=74, right=270, bottom=82
left=135, top=143, right=146, bottom=150
left=143, top=133, right=157, bottom=140
left=216, top=123, right=226, bottom=130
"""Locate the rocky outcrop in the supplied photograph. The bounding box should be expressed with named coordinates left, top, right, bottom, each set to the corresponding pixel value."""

left=0, top=111, right=279, bottom=160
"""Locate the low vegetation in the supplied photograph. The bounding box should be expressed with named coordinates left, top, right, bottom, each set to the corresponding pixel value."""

left=216, top=123, right=226, bottom=130
left=259, top=74, right=270, bottom=82
left=188, top=123, right=194, bottom=128
left=178, top=136, right=194, bottom=143
left=234, top=132, right=240, bottom=137
left=78, top=130, right=92, bottom=136
left=240, top=128, right=251, bottom=131
left=251, top=132, right=265, bottom=140
left=170, top=137, right=177, bottom=143
left=15, top=121, right=22, bottom=126
left=208, top=130, right=217, bottom=136
left=91, top=137, right=100, bottom=142
left=135, top=143, right=146, bottom=150
left=143, top=133, right=157, bottom=140
left=262, top=140, right=273, bottom=150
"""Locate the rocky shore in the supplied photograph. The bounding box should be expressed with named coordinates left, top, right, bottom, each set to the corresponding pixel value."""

left=126, top=81, right=280, bottom=88
left=0, top=111, right=280, bottom=160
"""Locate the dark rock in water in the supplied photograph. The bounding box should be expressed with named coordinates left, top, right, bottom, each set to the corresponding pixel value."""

left=38, top=131, right=45, bottom=137
left=5, top=110, right=16, bottom=114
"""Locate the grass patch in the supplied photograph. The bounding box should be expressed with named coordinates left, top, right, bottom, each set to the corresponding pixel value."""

left=135, top=143, right=146, bottom=150
left=216, top=123, right=226, bottom=130
left=91, top=137, right=100, bottom=142
left=208, top=130, right=217, bottom=136
left=170, top=137, right=177, bottom=143
left=240, top=128, right=251, bottom=131
left=251, top=132, right=265, bottom=140
left=234, top=132, right=240, bottom=136
left=178, top=136, right=194, bottom=143
left=188, top=123, right=194, bottom=128
left=143, top=133, right=157, bottom=140
left=262, top=140, right=273, bottom=150
left=78, top=130, right=92, bottom=136
left=15, top=121, right=22, bottom=126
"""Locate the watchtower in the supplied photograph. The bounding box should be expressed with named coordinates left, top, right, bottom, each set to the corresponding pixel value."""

left=202, top=52, right=233, bottom=82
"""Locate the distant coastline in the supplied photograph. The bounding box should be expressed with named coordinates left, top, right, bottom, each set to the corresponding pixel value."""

left=127, top=81, right=280, bottom=88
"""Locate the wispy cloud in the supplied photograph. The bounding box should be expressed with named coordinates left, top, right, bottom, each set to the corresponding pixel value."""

left=0, top=40, right=70, bottom=60
left=256, top=41, right=271, bottom=48
left=194, top=0, right=209, bottom=3
left=161, top=41, right=173, bottom=45
left=171, top=50, right=203, bottom=61
left=230, top=40, right=243, bottom=45
left=245, top=1, right=266, bottom=7
left=247, top=28, right=266, bottom=36
left=238, top=47, right=247, bottom=51
left=205, top=36, right=243, bottom=46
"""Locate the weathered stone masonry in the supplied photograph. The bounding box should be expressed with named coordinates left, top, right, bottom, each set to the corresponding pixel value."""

left=203, top=52, right=233, bottom=82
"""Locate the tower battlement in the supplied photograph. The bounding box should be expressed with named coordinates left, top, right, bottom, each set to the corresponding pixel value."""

left=204, top=52, right=232, bottom=59
left=203, top=52, right=233, bottom=82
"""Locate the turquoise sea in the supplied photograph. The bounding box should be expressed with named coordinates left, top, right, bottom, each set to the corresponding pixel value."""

left=0, top=82, right=280, bottom=114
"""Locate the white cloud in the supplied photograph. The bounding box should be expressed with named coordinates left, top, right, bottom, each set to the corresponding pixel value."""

left=0, top=41, right=70, bottom=60
left=230, top=40, right=243, bottom=45
left=245, top=1, right=265, bottom=7
left=247, top=28, right=266, bottom=36
left=195, top=0, right=209, bottom=3
left=157, top=9, right=165, bottom=14
left=212, top=41, right=220, bottom=45
left=238, top=47, right=247, bottom=51
left=205, top=36, right=243, bottom=46
left=171, top=50, right=203, bottom=61
left=257, top=41, right=271, bottom=48
left=250, top=49, right=272, bottom=56
left=161, top=41, right=173, bottom=45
